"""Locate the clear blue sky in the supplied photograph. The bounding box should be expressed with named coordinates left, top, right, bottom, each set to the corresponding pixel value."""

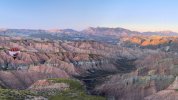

left=0, top=0, right=178, bottom=32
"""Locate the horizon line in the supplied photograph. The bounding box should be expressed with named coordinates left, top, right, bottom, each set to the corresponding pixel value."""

left=0, top=26, right=178, bottom=33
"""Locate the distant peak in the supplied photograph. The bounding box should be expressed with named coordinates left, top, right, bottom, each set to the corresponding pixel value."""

left=0, top=28, right=7, bottom=32
left=158, top=30, right=175, bottom=34
left=47, top=29, right=61, bottom=33
left=85, top=26, right=128, bottom=31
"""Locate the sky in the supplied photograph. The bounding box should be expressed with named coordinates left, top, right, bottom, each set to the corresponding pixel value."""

left=0, top=0, right=178, bottom=32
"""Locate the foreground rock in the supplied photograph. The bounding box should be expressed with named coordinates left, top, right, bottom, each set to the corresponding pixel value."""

left=0, top=66, right=69, bottom=89
left=144, top=90, right=178, bottom=100
left=144, top=76, right=178, bottom=100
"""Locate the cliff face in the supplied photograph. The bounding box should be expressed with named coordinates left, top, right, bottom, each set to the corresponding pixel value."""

left=93, top=51, right=178, bottom=100
left=0, top=37, right=149, bottom=74
left=0, top=38, right=138, bottom=90
left=144, top=77, right=178, bottom=100
left=96, top=74, right=175, bottom=100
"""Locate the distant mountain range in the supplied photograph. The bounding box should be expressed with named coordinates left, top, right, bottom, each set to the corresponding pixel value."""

left=1, top=27, right=178, bottom=44
left=142, top=31, right=178, bottom=36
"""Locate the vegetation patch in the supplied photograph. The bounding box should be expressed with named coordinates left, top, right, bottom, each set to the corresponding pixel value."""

left=0, top=48, right=5, bottom=50
left=49, top=91, right=106, bottom=100
left=0, top=78, right=105, bottom=100
left=48, top=78, right=84, bottom=91
left=0, top=88, right=36, bottom=100
left=48, top=78, right=106, bottom=100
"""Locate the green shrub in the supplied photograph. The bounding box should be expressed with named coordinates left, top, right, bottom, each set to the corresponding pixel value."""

left=0, top=89, right=36, bottom=100
left=48, top=78, right=84, bottom=91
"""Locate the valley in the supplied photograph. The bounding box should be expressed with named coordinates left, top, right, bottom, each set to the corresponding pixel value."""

left=1, top=27, right=178, bottom=100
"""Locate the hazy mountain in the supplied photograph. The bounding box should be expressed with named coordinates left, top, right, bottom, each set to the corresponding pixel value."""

left=143, top=31, right=178, bottom=36
left=0, top=27, right=141, bottom=37
left=1, top=27, right=178, bottom=45
left=82, top=27, right=140, bottom=36
left=47, top=29, right=79, bottom=34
